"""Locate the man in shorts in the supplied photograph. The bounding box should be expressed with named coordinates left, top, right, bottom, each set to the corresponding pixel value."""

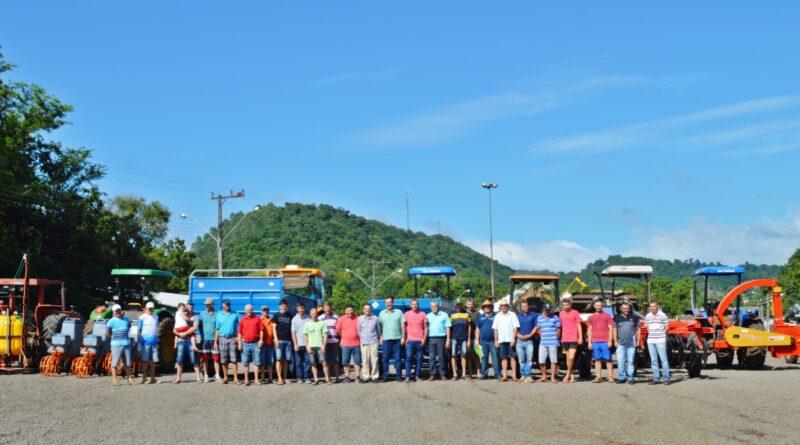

left=587, top=300, right=615, bottom=383
left=273, top=299, right=294, bottom=385
left=336, top=304, right=362, bottom=383
left=558, top=298, right=583, bottom=383
left=303, top=307, right=328, bottom=385
left=533, top=304, right=561, bottom=383
left=492, top=300, right=519, bottom=382
left=465, top=298, right=480, bottom=377
left=137, top=301, right=160, bottom=384
left=214, top=299, right=240, bottom=384
left=198, top=298, right=220, bottom=383
left=319, top=302, right=341, bottom=383
left=449, top=302, right=472, bottom=380
left=237, top=304, right=264, bottom=386
left=106, top=304, right=135, bottom=386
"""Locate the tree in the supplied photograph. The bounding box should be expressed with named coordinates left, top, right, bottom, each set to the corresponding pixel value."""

left=146, top=238, right=195, bottom=293
left=778, top=249, right=800, bottom=306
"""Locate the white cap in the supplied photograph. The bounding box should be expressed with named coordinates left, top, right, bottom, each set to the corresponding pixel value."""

left=145, top=302, right=155, bottom=309
left=111, top=304, right=122, bottom=312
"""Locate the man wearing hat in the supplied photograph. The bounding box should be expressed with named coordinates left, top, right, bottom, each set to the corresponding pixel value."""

left=475, top=299, right=500, bottom=379
left=199, top=298, right=220, bottom=383
left=106, top=304, right=135, bottom=386
left=137, top=301, right=160, bottom=384
left=492, top=299, right=520, bottom=382
left=533, top=304, right=561, bottom=383
left=214, top=299, right=240, bottom=384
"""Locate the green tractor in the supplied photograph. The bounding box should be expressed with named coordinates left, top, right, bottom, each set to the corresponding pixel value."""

left=85, top=269, right=176, bottom=373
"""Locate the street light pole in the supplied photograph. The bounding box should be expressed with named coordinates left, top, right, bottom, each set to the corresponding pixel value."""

left=211, top=191, right=245, bottom=277
left=481, top=183, right=498, bottom=298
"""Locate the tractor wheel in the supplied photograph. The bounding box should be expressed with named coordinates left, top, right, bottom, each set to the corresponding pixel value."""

left=42, top=313, right=67, bottom=348
left=667, top=334, right=684, bottom=368
left=577, top=345, right=592, bottom=380
left=157, top=315, right=176, bottom=373
left=715, top=350, right=734, bottom=368
left=737, top=322, right=767, bottom=370
left=784, top=356, right=798, bottom=364
left=686, top=333, right=705, bottom=378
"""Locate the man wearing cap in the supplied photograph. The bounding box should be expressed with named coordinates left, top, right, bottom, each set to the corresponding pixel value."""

left=516, top=300, right=538, bottom=383
left=493, top=299, right=520, bottom=382
left=199, top=298, right=220, bottom=383
left=174, top=302, right=202, bottom=384
left=320, top=302, right=341, bottom=383
left=259, top=306, right=275, bottom=384
left=475, top=300, right=500, bottom=379
left=465, top=298, right=480, bottom=378
left=106, top=304, right=135, bottom=386
left=533, top=304, right=561, bottom=383
left=358, top=303, right=381, bottom=382
left=214, top=299, right=240, bottom=384
left=336, top=304, right=362, bottom=383
left=559, top=298, right=583, bottom=383
left=273, top=299, right=294, bottom=385
left=426, top=300, right=451, bottom=381
left=237, top=304, right=264, bottom=386
left=379, top=297, right=405, bottom=382
left=403, top=298, right=427, bottom=382
left=137, top=302, right=160, bottom=384
left=450, top=302, right=472, bottom=380
left=291, top=303, right=312, bottom=383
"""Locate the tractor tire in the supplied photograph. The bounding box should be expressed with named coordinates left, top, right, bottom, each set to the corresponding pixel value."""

left=686, top=333, right=705, bottom=378
left=715, top=350, right=734, bottom=368
left=42, top=313, right=67, bottom=348
left=784, top=356, right=798, bottom=364
left=157, top=316, right=176, bottom=373
left=737, top=322, right=767, bottom=370
left=577, top=345, right=592, bottom=380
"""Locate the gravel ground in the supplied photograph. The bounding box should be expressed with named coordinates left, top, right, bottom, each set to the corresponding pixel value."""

left=1, top=356, right=798, bottom=445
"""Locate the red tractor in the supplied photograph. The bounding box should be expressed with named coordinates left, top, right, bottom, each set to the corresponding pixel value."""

left=0, top=254, right=81, bottom=373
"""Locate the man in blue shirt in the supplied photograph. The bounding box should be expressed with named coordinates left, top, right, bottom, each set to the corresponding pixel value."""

left=106, top=304, right=135, bottom=386
left=533, top=304, right=561, bottom=383
left=426, top=301, right=451, bottom=381
left=214, top=299, right=240, bottom=384
left=515, top=300, right=538, bottom=383
left=475, top=300, right=500, bottom=379
left=198, top=298, right=220, bottom=383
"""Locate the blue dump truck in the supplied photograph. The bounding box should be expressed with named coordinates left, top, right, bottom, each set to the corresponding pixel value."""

left=189, top=266, right=328, bottom=316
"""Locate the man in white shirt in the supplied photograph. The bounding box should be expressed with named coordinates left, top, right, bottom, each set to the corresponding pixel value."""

left=137, top=302, right=160, bottom=384
left=492, top=301, right=520, bottom=382
left=645, top=301, right=670, bottom=385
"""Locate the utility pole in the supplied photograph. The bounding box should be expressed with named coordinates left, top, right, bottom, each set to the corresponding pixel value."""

left=211, top=190, right=245, bottom=277
left=481, top=183, right=498, bottom=297
left=404, top=190, right=410, bottom=231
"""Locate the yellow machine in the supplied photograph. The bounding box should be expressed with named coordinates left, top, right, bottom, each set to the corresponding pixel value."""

left=0, top=315, right=24, bottom=356
left=563, top=277, right=588, bottom=296
left=723, top=325, right=793, bottom=348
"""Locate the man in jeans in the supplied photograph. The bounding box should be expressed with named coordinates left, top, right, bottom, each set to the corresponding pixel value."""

left=273, top=299, right=294, bottom=385
left=379, top=297, right=405, bottom=382
left=426, top=300, right=451, bottom=381
left=214, top=299, right=240, bottom=385
left=476, top=300, right=499, bottom=379
left=645, top=301, right=671, bottom=385
left=237, top=304, right=264, bottom=386
left=358, top=303, right=381, bottom=382
left=613, top=302, right=640, bottom=385
left=515, top=300, right=537, bottom=383
left=336, top=304, right=362, bottom=383
left=403, top=298, right=427, bottom=382
left=174, top=303, right=202, bottom=384
left=291, top=303, right=312, bottom=383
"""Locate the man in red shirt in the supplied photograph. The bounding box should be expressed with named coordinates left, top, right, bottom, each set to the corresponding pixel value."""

left=558, top=298, right=583, bottom=383
left=237, top=304, right=265, bottom=386
left=403, top=298, right=428, bottom=382
left=336, top=304, right=362, bottom=383
left=587, top=300, right=615, bottom=383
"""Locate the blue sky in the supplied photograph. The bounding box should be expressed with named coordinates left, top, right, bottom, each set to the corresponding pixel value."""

left=4, top=1, right=800, bottom=271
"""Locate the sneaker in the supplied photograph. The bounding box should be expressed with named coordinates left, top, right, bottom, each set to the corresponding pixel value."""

left=627, top=380, right=634, bottom=385
left=355, top=378, right=363, bottom=384
left=616, top=380, right=626, bottom=384
left=663, top=380, right=671, bottom=386
left=404, top=377, right=410, bottom=383
left=203, top=375, right=209, bottom=384
left=649, top=380, right=659, bottom=385
left=342, top=376, right=352, bottom=384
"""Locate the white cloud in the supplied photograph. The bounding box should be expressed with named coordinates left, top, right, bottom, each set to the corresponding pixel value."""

left=347, top=75, right=698, bottom=148
left=466, top=239, right=611, bottom=273
left=534, top=95, right=800, bottom=155
left=313, top=67, right=405, bottom=87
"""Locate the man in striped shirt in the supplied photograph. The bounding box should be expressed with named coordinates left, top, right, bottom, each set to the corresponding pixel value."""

left=533, top=304, right=561, bottom=384
left=645, top=302, right=671, bottom=385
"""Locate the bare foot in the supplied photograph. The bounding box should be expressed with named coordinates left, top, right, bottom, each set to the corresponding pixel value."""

left=537, top=377, right=547, bottom=383
left=112, top=379, right=121, bottom=386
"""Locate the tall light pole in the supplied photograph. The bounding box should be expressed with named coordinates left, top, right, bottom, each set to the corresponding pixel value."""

left=346, top=264, right=404, bottom=297
left=180, top=195, right=259, bottom=277
left=481, top=183, right=498, bottom=297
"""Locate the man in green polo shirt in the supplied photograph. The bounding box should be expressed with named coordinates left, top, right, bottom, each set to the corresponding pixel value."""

left=303, top=307, right=329, bottom=385
left=379, top=297, right=405, bottom=382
